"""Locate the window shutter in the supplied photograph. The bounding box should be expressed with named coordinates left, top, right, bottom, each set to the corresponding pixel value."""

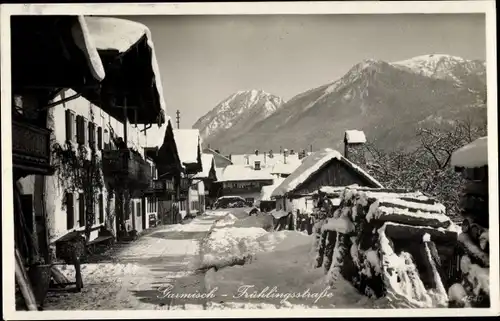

left=76, top=115, right=85, bottom=145
left=78, top=193, right=85, bottom=227
left=65, top=110, right=72, bottom=142
left=66, top=193, right=74, bottom=230
left=97, top=126, right=103, bottom=150
left=99, top=194, right=104, bottom=223
left=88, top=122, right=96, bottom=148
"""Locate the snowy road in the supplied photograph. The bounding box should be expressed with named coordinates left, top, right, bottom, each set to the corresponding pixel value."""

left=44, top=214, right=222, bottom=310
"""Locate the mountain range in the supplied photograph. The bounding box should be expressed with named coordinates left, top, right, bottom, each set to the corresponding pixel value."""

left=192, top=54, right=487, bottom=155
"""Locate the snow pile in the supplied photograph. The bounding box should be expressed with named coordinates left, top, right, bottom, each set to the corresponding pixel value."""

left=312, top=186, right=458, bottom=307
left=233, top=214, right=275, bottom=232
left=450, top=136, right=488, bottom=168
left=214, top=213, right=238, bottom=227
left=200, top=227, right=269, bottom=269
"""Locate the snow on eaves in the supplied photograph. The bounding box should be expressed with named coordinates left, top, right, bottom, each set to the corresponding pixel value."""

left=345, top=130, right=367, bottom=144
left=71, top=16, right=106, bottom=82
left=260, top=177, right=286, bottom=201
left=84, top=16, right=168, bottom=125
left=451, top=136, right=488, bottom=168
left=173, top=129, right=201, bottom=166
left=143, top=118, right=174, bottom=148
left=194, top=154, right=215, bottom=179
left=217, top=165, right=274, bottom=183
left=271, top=148, right=383, bottom=198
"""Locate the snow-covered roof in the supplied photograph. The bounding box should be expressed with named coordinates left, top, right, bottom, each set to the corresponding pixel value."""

left=260, top=177, right=286, bottom=201
left=271, top=160, right=302, bottom=175
left=173, top=129, right=201, bottom=166
left=84, top=16, right=168, bottom=124
left=217, top=165, right=274, bottom=182
left=345, top=130, right=367, bottom=144
left=271, top=148, right=383, bottom=197
left=215, top=167, right=224, bottom=181
left=72, top=16, right=105, bottom=82
left=194, top=154, right=215, bottom=179
left=231, top=153, right=300, bottom=168
left=451, top=136, right=488, bottom=168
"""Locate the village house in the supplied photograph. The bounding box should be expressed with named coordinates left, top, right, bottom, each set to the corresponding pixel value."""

left=193, top=154, right=218, bottom=210
left=143, top=120, right=183, bottom=226
left=216, top=163, right=275, bottom=206
left=12, top=15, right=106, bottom=269
left=11, top=15, right=174, bottom=308
left=173, top=129, right=203, bottom=218
left=270, top=147, right=383, bottom=216
left=449, top=136, right=489, bottom=307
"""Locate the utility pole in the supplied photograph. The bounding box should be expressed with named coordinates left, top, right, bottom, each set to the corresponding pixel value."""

left=176, top=110, right=180, bottom=129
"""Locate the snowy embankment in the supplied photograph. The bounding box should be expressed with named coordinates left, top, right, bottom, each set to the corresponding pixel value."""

left=200, top=211, right=394, bottom=309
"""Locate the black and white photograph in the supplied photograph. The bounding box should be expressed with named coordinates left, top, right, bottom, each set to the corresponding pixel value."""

left=1, top=1, right=498, bottom=318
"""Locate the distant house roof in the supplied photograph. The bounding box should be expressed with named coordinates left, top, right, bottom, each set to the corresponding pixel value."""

left=173, top=129, right=202, bottom=166
left=271, top=160, right=302, bottom=175
left=217, top=165, right=274, bottom=182
left=344, top=130, right=367, bottom=144
left=451, top=136, right=488, bottom=169
left=231, top=153, right=300, bottom=168
left=203, top=147, right=233, bottom=166
left=271, top=148, right=383, bottom=197
left=194, top=154, right=216, bottom=179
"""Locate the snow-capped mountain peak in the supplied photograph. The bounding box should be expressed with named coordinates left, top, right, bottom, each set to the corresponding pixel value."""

left=391, top=54, right=484, bottom=83
left=193, top=89, right=284, bottom=140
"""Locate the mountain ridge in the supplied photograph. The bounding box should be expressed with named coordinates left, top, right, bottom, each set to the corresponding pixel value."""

left=193, top=54, right=487, bottom=154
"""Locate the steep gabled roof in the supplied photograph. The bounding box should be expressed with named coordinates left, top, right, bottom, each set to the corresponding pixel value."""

left=194, top=154, right=216, bottom=179
left=271, top=148, right=383, bottom=198
left=173, top=129, right=202, bottom=167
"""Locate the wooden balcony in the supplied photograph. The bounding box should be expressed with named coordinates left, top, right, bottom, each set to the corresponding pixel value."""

left=12, top=119, right=53, bottom=176
left=222, top=185, right=267, bottom=194
left=146, top=178, right=176, bottom=195
left=101, top=149, right=151, bottom=190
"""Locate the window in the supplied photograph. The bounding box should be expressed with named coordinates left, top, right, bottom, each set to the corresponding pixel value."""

left=98, top=194, right=104, bottom=223
left=147, top=196, right=157, bottom=213
left=88, top=122, right=96, bottom=148
left=97, top=126, right=103, bottom=150
left=136, top=202, right=141, bottom=217
left=65, top=110, right=76, bottom=142
left=76, top=115, right=88, bottom=145
left=78, top=193, right=85, bottom=227
left=103, top=129, right=110, bottom=150
left=254, top=161, right=261, bottom=171
left=151, top=164, right=157, bottom=179
left=66, top=193, right=75, bottom=229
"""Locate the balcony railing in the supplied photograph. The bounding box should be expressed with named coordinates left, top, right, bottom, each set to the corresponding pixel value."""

left=12, top=119, right=53, bottom=175
left=102, top=149, right=151, bottom=189
left=147, top=178, right=176, bottom=194
left=222, top=185, right=268, bottom=194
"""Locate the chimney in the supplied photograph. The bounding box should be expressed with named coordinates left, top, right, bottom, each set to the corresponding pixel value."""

left=344, top=130, right=367, bottom=162
left=255, top=149, right=259, bottom=156
left=215, top=149, right=220, bottom=154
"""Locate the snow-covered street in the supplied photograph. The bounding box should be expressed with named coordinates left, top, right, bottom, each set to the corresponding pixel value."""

left=43, top=214, right=220, bottom=310
left=42, top=209, right=439, bottom=310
